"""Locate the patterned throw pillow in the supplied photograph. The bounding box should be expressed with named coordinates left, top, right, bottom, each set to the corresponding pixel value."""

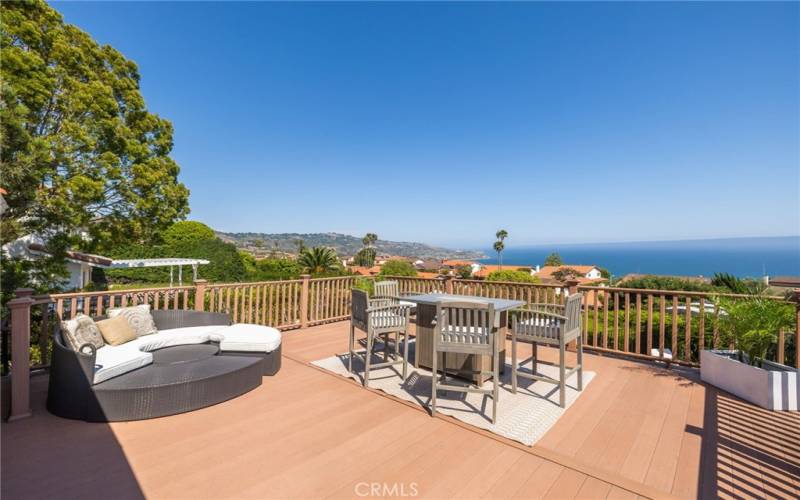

left=107, top=304, right=158, bottom=337
left=61, top=314, right=105, bottom=352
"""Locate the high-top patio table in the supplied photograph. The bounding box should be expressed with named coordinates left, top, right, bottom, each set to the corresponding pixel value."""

left=401, top=293, right=526, bottom=383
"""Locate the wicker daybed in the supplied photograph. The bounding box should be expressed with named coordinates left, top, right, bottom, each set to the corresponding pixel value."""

left=47, top=310, right=281, bottom=422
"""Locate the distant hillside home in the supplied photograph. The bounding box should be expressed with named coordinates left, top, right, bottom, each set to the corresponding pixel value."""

left=473, top=265, right=534, bottom=279
left=768, top=276, right=800, bottom=290
left=536, top=265, right=603, bottom=282
left=414, top=259, right=443, bottom=272
left=349, top=265, right=382, bottom=276
left=442, top=259, right=481, bottom=277
left=2, top=234, right=112, bottom=290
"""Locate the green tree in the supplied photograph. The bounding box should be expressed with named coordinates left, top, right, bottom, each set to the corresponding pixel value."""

left=162, top=221, right=215, bottom=246
left=353, top=247, right=376, bottom=267
left=544, top=252, right=563, bottom=266
left=298, top=246, right=340, bottom=275
left=486, top=269, right=541, bottom=283
left=711, top=272, right=765, bottom=294
left=551, top=267, right=582, bottom=282
left=494, top=229, right=508, bottom=268
left=380, top=260, right=417, bottom=277
left=0, top=1, right=189, bottom=292
left=362, top=233, right=378, bottom=248
left=455, top=265, right=473, bottom=279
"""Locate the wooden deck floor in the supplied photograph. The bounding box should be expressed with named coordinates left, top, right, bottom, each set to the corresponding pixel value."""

left=3, top=321, right=799, bottom=499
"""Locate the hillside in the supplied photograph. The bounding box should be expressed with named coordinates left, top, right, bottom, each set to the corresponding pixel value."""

left=215, top=231, right=484, bottom=260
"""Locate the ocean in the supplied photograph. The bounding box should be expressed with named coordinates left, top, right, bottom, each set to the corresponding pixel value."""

left=477, top=236, right=800, bottom=278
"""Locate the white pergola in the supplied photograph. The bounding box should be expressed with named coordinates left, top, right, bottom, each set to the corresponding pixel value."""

left=109, top=258, right=210, bottom=286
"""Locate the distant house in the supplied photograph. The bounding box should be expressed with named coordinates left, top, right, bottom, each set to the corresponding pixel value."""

left=442, top=259, right=481, bottom=277
left=3, top=234, right=112, bottom=290
left=768, top=276, right=800, bottom=290
left=536, top=265, right=603, bottom=281
left=349, top=265, right=382, bottom=276
left=473, top=265, right=534, bottom=279
left=415, top=259, right=443, bottom=272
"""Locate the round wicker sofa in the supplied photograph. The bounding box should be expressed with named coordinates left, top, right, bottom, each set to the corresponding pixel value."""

left=47, top=310, right=281, bottom=422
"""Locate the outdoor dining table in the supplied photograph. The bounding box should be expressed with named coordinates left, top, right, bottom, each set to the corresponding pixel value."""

left=400, top=293, right=526, bottom=384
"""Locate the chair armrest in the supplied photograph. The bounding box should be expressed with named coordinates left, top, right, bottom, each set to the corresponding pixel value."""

left=514, top=309, right=567, bottom=321
left=527, top=302, right=565, bottom=309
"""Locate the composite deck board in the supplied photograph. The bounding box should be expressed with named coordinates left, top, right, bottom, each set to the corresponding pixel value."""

left=3, top=320, right=799, bottom=500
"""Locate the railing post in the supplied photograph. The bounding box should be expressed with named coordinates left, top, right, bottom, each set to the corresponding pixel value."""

left=566, top=279, right=580, bottom=297
left=794, top=289, right=800, bottom=369
left=444, top=276, right=454, bottom=295
left=300, top=274, right=311, bottom=329
left=8, top=288, right=34, bottom=421
left=193, top=279, right=207, bottom=312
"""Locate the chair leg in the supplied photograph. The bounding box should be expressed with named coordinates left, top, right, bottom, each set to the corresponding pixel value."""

left=383, top=332, right=389, bottom=361
left=430, top=345, right=438, bottom=417
left=441, top=352, right=447, bottom=386
left=559, top=341, right=566, bottom=408
left=492, top=342, right=499, bottom=424
left=348, top=324, right=355, bottom=373
left=402, top=329, right=409, bottom=380
left=364, top=332, right=373, bottom=388
left=577, top=334, right=584, bottom=391
left=511, top=333, right=518, bottom=394
left=532, top=342, right=538, bottom=376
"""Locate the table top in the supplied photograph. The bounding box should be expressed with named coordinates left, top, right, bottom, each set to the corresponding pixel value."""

left=400, top=293, right=525, bottom=311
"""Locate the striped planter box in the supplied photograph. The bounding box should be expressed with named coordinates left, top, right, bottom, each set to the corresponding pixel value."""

left=701, top=350, right=798, bottom=411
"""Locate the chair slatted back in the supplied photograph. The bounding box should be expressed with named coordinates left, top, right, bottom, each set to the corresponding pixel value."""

left=373, top=280, right=400, bottom=300
left=514, top=292, right=582, bottom=341
left=564, top=293, right=582, bottom=338
left=351, top=289, right=369, bottom=331
left=436, top=300, right=495, bottom=349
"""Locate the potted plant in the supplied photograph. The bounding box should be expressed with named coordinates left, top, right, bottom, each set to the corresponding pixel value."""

left=700, top=295, right=797, bottom=410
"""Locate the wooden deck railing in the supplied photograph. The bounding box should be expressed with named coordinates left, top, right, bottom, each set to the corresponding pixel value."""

left=4, top=276, right=799, bottom=421
left=575, top=285, right=799, bottom=367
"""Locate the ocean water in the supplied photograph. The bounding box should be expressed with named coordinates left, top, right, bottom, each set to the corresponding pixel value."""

left=477, top=236, right=800, bottom=278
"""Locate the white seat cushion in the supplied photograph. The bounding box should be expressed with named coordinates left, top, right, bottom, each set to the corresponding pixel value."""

left=218, top=324, right=282, bottom=353
left=137, top=326, right=228, bottom=352
left=93, top=343, right=153, bottom=384
left=91, top=324, right=281, bottom=383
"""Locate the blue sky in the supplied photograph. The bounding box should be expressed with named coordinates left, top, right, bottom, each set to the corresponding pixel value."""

left=54, top=1, right=799, bottom=249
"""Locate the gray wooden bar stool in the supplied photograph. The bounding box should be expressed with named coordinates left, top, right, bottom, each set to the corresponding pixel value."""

left=511, top=293, right=583, bottom=408
left=431, top=300, right=500, bottom=423
left=349, top=288, right=411, bottom=387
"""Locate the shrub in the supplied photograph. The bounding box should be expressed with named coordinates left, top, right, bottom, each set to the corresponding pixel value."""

left=352, top=277, right=375, bottom=296
left=716, top=295, right=794, bottom=367
left=250, top=258, right=303, bottom=281
left=162, top=221, right=215, bottom=246
left=380, top=260, right=417, bottom=277
left=485, top=270, right=540, bottom=283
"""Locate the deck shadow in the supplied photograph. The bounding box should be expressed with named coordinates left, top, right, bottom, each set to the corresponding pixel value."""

left=1, top=373, right=145, bottom=500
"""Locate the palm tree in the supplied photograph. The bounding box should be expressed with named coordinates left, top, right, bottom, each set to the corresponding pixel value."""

left=298, top=246, right=339, bottom=275
left=362, top=233, right=378, bottom=248
left=494, top=229, right=508, bottom=268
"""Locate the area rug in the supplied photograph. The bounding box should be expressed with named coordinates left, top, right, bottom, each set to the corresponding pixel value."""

left=311, top=341, right=595, bottom=446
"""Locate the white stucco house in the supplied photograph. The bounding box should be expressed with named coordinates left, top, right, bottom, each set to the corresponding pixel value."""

left=2, top=234, right=113, bottom=290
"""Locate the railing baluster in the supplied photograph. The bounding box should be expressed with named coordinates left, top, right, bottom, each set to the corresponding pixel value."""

left=659, top=294, right=666, bottom=358
left=635, top=294, right=642, bottom=354
left=684, top=296, right=692, bottom=362
left=624, top=293, right=630, bottom=352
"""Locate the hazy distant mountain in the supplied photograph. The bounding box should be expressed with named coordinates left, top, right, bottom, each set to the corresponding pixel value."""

left=215, top=231, right=484, bottom=260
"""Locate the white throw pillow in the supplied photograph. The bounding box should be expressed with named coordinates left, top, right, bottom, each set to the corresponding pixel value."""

left=107, top=304, right=158, bottom=337
left=61, top=314, right=105, bottom=352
